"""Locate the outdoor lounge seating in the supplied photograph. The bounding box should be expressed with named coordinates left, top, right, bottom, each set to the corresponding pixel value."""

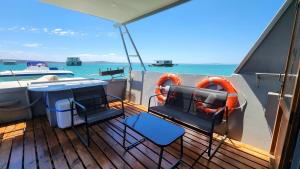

left=71, top=85, right=125, bottom=146
left=148, top=86, right=229, bottom=161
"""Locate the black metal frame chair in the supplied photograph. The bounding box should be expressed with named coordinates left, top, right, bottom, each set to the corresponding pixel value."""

left=70, top=85, right=125, bottom=146
left=148, top=86, right=228, bottom=164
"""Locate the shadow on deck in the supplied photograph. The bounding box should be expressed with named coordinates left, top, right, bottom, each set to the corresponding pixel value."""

left=0, top=101, right=272, bottom=169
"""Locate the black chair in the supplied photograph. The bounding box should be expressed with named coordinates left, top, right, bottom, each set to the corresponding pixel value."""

left=71, top=85, right=125, bottom=146
left=148, top=86, right=228, bottom=161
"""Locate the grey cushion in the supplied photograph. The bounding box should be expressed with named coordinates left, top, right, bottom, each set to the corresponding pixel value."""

left=85, top=108, right=123, bottom=125
left=193, top=88, right=227, bottom=108
left=165, top=86, right=194, bottom=112
left=149, top=106, right=213, bottom=132
left=202, top=93, right=218, bottom=108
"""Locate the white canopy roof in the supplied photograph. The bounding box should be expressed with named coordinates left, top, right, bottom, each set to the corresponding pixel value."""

left=42, top=0, right=189, bottom=24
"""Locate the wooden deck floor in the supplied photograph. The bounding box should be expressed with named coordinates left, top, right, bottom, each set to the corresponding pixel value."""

left=0, top=101, right=272, bottom=169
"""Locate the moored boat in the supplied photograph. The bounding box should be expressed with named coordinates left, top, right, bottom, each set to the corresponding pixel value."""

left=0, top=61, right=73, bottom=81
left=66, top=57, right=82, bottom=66
left=2, top=60, right=17, bottom=65
left=150, top=60, right=175, bottom=67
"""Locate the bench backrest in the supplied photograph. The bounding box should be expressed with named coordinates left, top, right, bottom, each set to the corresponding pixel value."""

left=72, top=85, right=108, bottom=117
left=165, top=85, right=194, bottom=112
left=190, top=88, right=228, bottom=121
left=165, top=86, right=228, bottom=116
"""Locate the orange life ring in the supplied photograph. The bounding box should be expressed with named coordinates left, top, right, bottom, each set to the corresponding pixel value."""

left=195, top=77, right=238, bottom=116
left=155, top=73, right=181, bottom=103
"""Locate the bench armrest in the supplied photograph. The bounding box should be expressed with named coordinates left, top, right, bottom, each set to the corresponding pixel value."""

left=72, top=100, right=87, bottom=111
left=211, top=106, right=226, bottom=121
left=106, top=94, right=122, bottom=101
left=71, top=100, right=88, bottom=123
left=148, top=93, right=165, bottom=109
left=106, top=94, right=125, bottom=115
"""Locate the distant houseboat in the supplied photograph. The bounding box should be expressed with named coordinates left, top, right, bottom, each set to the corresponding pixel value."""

left=66, top=57, right=82, bottom=66
left=2, top=60, right=17, bottom=65
left=150, top=60, right=174, bottom=67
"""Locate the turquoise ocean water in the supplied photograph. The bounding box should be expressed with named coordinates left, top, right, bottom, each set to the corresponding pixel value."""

left=0, top=63, right=237, bottom=81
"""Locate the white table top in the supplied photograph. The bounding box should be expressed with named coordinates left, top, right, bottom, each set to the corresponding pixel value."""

left=28, top=79, right=108, bottom=92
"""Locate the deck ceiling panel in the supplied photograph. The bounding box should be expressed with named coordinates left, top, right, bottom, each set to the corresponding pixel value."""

left=42, top=0, right=189, bottom=24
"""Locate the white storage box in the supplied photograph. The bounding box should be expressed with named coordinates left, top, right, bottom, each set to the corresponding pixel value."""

left=55, top=98, right=84, bottom=128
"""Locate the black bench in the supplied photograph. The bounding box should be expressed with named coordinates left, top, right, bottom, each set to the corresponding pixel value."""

left=148, top=85, right=228, bottom=162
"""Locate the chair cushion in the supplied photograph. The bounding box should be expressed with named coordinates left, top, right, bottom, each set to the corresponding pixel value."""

left=149, top=106, right=213, bottom=132
left=193, top=88, right=227, bottom=109
left=85, top=108, right=123, bottom=125
left=165, top=86, right=194, bottom=112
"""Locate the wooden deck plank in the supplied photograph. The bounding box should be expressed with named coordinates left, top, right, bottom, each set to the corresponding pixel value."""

left=91, top=124, right=146, bottom=169
left=123, top=102, right=271, bottom=167
left=122, top=104, right=228, bottom=169
left=8, top=135, right=24, bottom=169
left=108, top=117, right=204, bottom=169
left=41, top=119, right=69, bottom=169
left=107, top=119, right=178, bottom=169
left=87, top=126, right=131, bottom=169
left=24, top=129, right=37, bottom=169
left=65, top=129, right=100, bottom=169
left=0, top=138, right=13, bottom=169
left=184, top=132, right=269, bottom=169
left=0, top=125, right=6, bottom=140
left=116, top=104, right=229, bottom=169
left=76, top=127, right=117, bottom=169
left=125, top=101, right=271, bottom=160
left=54, top=128, right=85, bottom=169
left=0, top=101, right=272, bottom=169
left=33, top=118, right=53, bottom=169
left=100, top=122, right=163, bottom=168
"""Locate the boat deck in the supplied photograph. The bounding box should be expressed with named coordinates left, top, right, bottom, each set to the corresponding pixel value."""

left=0, top=101, right=272, bottom=169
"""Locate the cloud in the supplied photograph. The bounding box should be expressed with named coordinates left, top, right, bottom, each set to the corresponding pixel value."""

left=7, top=26, right=18, bottom=31
left=0, top=26, right=117, bottom=39
left=51, top=28, right=78, bottom=37
left=0, top=26, right=86, bottom=37
left=23, top=43, right=42, bottom=48
left=76, top=53, right=127, bottom=62
left=29, top=28, right=39, bottom=32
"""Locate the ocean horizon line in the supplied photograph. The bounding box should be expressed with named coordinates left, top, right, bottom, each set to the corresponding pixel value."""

left=1, top=59, right=239, bottom=65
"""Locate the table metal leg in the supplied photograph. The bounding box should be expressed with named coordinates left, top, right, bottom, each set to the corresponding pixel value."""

left=158, top=147, right=164, bottom=169
left=123, top=125, right=127, bottom=148
left=180, top=136, right=183, bottom=159
left=169, top=136, right=183, bottom=169
left=122, top=125, right=146, bottom=150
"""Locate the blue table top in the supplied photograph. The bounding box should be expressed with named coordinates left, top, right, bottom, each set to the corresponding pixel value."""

left=123, top=112, right=185, bottom=146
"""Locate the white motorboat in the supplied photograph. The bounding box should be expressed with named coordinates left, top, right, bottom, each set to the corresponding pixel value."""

left=0, top=61, right=73, bottom=81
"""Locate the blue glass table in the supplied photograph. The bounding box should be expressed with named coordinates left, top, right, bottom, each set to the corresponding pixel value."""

left=122, top=112, right=185, bottom=169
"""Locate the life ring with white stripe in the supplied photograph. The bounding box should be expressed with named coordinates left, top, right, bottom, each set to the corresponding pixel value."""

left=196, top=76, right=238, bottom=116
left=155, top=73, right=181, bottom=104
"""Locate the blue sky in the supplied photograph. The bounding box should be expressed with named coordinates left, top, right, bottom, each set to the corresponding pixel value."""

left=0, top=0, right=285, bottom=64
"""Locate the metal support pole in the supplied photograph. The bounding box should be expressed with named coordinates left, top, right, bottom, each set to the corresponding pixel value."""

left=119, top=26, right=132, bottom=72
left=124, top=25, right=147, bottom=71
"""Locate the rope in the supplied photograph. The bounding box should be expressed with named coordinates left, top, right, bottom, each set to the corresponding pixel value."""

left=0, top=96, right=42, bottom=112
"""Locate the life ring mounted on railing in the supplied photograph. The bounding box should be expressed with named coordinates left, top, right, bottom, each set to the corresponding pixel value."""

left=195, top=76, right=238, bottom=116
left=155, top=73, right=181, bottom=104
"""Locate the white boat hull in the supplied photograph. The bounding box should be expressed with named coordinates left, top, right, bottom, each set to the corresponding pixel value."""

left=0, top=70, right=74, bottom=81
